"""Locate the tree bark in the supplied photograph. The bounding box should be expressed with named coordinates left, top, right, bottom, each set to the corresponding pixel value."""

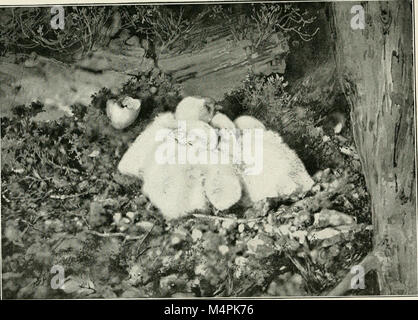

left=331, top=1, right=417, bottom=295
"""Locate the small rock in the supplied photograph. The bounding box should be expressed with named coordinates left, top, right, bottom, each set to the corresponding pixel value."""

left=238, top=224, right=245, bottom=233
left=150, top=86, right=158, bottom=95
left=313, top=170, right=323, bottom=182
left=191, top=229, right=202, bottom=242
left=113, top=212, right=122, bottom=224
left=135, top=221, right=154, bottom=232
left=88, top=150, right=100, bottom=158
left=121, top=217, right=131, bottom=224
left=221, top=219, right=236, bottom=230
left=277, top=224, right=291, bottom=236
left=108, top=38, right=125, bottom=53
left=264, top=224, right=273, bottom=233
left=334, top=122, right=343, bottom=134
left=218, top=245, right=229, bottom=255
left=24, top=52, right=39, bottom=68
left=308, top=228, right=341, bottom=241
left=291, top=230, right=307, bottom=244
left=335, top=135, right=348, bottom=143
left=292, top=210, right=311, bottom=227
left=247, top=234, right=275, bottom=258
left=126, top=211, right=137, bottom=221
left=126, top=35, right=140, bottom=47
left=313, top=209, right=356, bottom=228
left=171, top=236, right=181, bottom=246
left=119, top=29, right=131, bottom=41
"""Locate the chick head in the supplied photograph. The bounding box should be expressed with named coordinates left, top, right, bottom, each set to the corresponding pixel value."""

left=175, top=96, right=221, bottom=123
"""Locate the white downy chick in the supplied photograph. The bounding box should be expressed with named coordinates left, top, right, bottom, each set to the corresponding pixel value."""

left=264, top=131, right=314, bottom=194
left=235, top=115, right=314, bottom=202
left=175, top=96, right=218, bottom=123
left=141, top=119, right=213, bottom=219
left=234, top=115, right=266, bottom=130
left=204, top=163, right=242, bottom=211
left=210, top=112, right=236, bottom=130
left=118, top=112, right=177, bottom=178
left=142, top=161, right=208, bottom=220
left=204, top=112, right=242, bottom=211
left=177, top=120, right=219, bottom=153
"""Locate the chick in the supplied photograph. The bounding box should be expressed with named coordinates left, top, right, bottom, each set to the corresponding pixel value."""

left=204, top=163, right=242, bottom=211
left=145, top=118, right=212, bottom=219
left=142, top=161, right=208, bottom=220
left=118, top=112, right=177, bottom=178
left=235, top=115, right=314, bottom=202
left=204, top=112, right=243, bottom=211
left=210, top=112, right=236, bottom=130
left=175, top=96, right=220, bottom=123
left=234, top=115, right=266, bottom=130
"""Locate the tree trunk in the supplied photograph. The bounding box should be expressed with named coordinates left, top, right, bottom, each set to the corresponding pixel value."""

left=331, top=1, right=416, bottom=295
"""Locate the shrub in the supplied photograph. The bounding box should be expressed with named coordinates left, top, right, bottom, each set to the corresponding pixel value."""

left=0, top=7, right=113, bottom=59
left=221, top=73, right=351, bottom=173
left=211, top=3, right=319, bottom=71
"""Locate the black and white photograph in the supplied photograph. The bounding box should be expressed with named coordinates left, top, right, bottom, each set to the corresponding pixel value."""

left=0, top=0, right=417, bottom=300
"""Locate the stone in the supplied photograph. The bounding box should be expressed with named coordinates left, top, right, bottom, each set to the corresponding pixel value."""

left=308, top=227, right=341, bottom=243
left=313, top=209, right=356, bottom=228
left=135, top=221, right=154, bottom=232
left=119, top=29, right=131, bottom=41
left=76, top=54, right=111, bottom=72
left=24, top=52, right=40, bottom=68
left=126, top=35, right=140, bottom=47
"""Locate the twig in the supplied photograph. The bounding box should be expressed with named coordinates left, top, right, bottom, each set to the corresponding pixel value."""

left=50, top=192, right=90, bottom=200
left=134, top=223, right=155, bottom=253
left=192, top=213, right=262, bottom=223
left=19, top=217, right=46, bottom=234
left=86, top=230, right=143, bottom=241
